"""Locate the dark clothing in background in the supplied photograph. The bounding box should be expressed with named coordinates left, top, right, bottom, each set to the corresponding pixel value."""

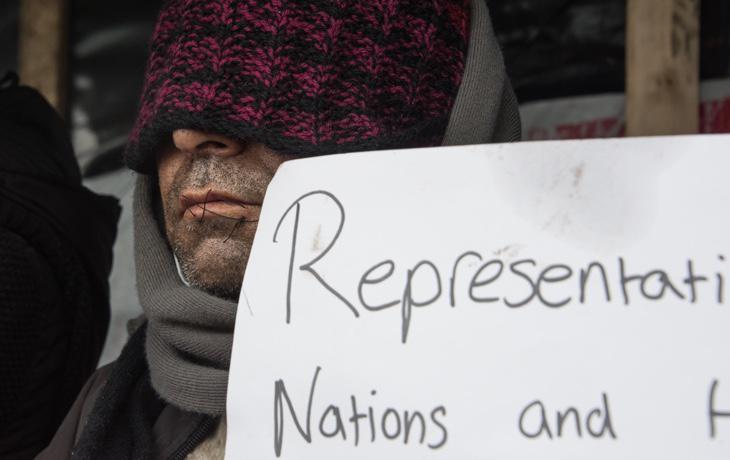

left=37, top=324, right=219, bottom=460
left=0, top=75, right=120, bottom=459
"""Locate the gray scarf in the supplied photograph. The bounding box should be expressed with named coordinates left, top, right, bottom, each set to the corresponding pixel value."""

left=135, top=174, right=234, bottom=415
left=135, top=0, right=520, bottom=416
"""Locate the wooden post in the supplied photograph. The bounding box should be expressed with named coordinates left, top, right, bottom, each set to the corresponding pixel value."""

left=18, top=0, right=69, bottom=116
left=626, top=0, right=700, bottom=136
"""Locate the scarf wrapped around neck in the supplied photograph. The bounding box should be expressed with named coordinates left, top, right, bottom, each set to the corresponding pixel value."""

left=134, top=173, right=236, bottom=415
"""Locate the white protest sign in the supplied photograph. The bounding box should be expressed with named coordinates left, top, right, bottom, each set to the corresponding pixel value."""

left=225, top=135, right=730, bottom=459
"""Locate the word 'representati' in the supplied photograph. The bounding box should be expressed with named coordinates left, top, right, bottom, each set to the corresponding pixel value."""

left=274, top=191, right=729, bottom=343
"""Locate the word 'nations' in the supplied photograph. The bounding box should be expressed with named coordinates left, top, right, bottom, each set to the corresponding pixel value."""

left=274, top=191, right=729, bottom=343
left=274, top=366, right=447, bottom=457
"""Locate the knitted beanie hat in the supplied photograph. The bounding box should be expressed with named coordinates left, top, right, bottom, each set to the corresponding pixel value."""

left=125, top=0, right=471, bottom=173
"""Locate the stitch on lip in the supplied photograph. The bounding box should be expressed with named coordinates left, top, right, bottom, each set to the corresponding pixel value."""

left=224, top=219, right=246, bottom=243
left=181, top=190, right=251, bottom=221
left=181, top=191, right=259, bottom=243
left=188, top=202, right=256, bottom=222
left=201, top=189, right=211, bottom=222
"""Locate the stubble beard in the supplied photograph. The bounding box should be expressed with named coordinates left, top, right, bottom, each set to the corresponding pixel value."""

left=172, top=220, right=251, bottom=301
left=161, top=157, right=260, bottom=301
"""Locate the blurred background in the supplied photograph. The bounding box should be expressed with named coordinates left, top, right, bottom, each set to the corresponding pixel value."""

left=1, top=0, right=728, bottom=363
left=2, top=0, right=728, bottom=176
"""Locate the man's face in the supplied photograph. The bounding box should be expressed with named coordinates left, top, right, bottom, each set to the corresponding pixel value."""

left=157, top=129, right=295, bottom=300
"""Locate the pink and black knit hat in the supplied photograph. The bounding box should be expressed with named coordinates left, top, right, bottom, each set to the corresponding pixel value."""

left=125, top=0, right=473, bottom=172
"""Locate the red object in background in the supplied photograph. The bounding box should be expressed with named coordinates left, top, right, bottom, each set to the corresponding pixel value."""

left=522, top=80, right=730, bottom=141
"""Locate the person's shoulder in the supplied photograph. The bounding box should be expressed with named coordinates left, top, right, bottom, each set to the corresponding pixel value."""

left=74, top=364, right=116, bottom=431
left=35, top=363, right=115, bottom=460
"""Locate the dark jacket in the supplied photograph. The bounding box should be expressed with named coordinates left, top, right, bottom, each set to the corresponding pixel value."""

left=37, top=324, right=219, bottom=460
left=0, top=75, right=120, bottom=459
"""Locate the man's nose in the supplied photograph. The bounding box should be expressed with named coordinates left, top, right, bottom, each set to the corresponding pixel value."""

left=172, top=129, right=245, bottom=158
